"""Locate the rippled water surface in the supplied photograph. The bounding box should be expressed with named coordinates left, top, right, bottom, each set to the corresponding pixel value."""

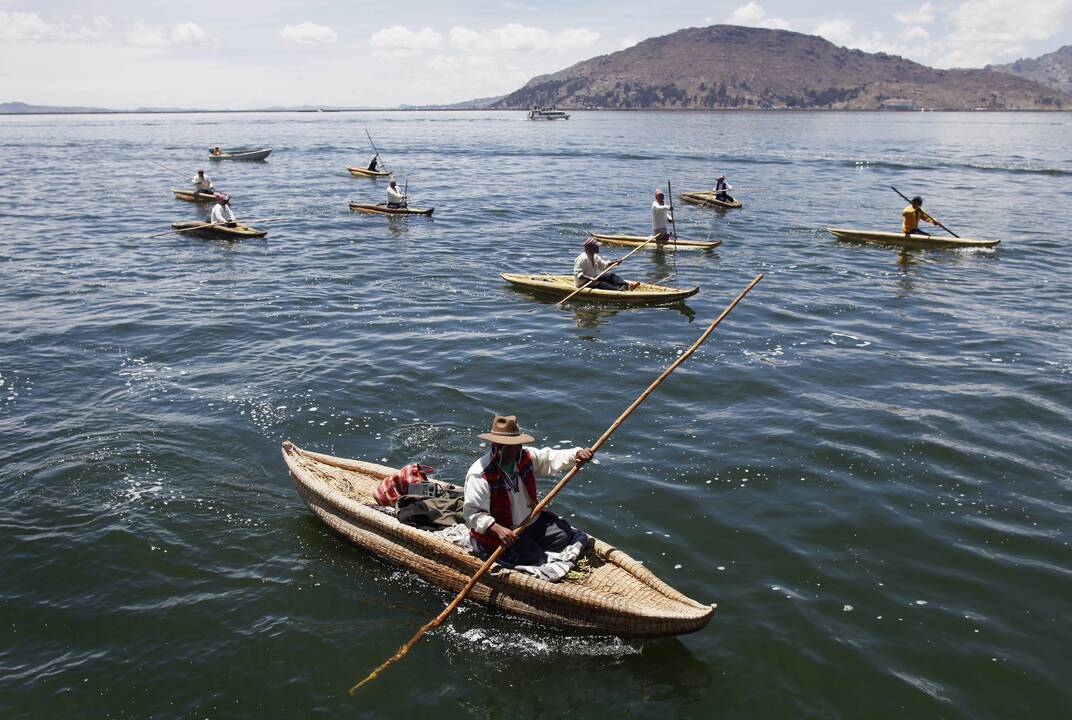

left=2, top=110, right=1070, bottom=718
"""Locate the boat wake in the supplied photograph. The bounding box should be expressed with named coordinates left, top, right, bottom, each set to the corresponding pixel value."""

left=437, top=624, right=642, bottom=659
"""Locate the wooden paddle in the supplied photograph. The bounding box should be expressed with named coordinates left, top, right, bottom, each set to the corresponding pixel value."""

left=556, top=235, right=657, bottom=306
left=145, top=216, right=291, bottom=239
left=348, top=273, right=764, bottom=695
left=366, top=129, right=388, bottom=173
left=667, top=179, right=679, bottom=260
left=890, top=186, right=960, bottom=238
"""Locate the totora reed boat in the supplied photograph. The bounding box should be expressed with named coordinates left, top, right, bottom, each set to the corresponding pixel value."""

left=679, top=191, right=743, bottom=209
left=172, top=188, right=222, bottom=203
left=347, top=166, right=393, bottom=178
left=826, top=228, right=1001, bottom=249
left=283, top=442, right=716, bottom=637
left=501, top=273, right=699, bottom=304
left=590, top=232, right=721, bottom=251
left=349, top=202, right=434, bottom=216
left=170, top=220, right=267, bottom=239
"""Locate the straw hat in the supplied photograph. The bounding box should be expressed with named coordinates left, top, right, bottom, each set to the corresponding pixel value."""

left=478, top=415, right=535, bottom=445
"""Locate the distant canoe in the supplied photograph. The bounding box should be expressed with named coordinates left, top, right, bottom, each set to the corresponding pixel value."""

left=170, top=220, right=267, bottom=239
left=172, top=188, right=220, bottom=203
left=208, top=148, right=272, bottom=161
left=349, top=202, right=434, bottom=216
left=347, top=166, right=392, bottom=178
left=590, top=232, right=721, bottom=251
left=679, top=191, right=743, bottom=209
left=827, top=228, right=1000, bottom=249
left=501, top=273, right=698, bottom=304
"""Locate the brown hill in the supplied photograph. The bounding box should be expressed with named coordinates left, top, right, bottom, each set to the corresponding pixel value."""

left=490, top=25, right=1069, bottom=111
left=989, top=45, right=1072, bottom=95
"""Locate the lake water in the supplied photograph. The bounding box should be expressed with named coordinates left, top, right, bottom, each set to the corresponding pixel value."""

left=1, top=110, right=1070, bottom=719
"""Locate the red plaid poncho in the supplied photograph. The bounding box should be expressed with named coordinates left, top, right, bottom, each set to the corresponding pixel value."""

left=373, top=463, right=435, bottom=507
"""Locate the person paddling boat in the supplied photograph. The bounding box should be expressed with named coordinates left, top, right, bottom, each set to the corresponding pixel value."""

left=367, top=156, right=379, bottom=172
left=652, top=189, right=674, bottom=242
left=386, top=179, right=406, bottom=209
left=192, top=169, right=214, bottom=195
left=713, top=175, right=735, bottom=203
left=209, top=193, right=237, bottom=227
left=574, top=237, right=640, bottom=291
left=463, top=415, right=594, bottom=565
left=902, top=195, right=939, bottom=238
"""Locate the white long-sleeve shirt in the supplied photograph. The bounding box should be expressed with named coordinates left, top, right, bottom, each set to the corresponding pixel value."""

left=463, top=446, right=582, bottom=533
left=193, top=175, right=213, bottom=192
left=210, top=203, right=236, bottom=224
left=652, top=200, right=673, bottom=231
left=573, top=251, right=611, bottom=287
left=386, top=185, right=406, bottom=205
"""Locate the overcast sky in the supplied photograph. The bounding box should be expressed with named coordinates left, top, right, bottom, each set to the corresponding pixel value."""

left=2, top=0, right=1071, bottom=108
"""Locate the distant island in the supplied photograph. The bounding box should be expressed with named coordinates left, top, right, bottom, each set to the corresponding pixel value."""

left=486, top=25, right=1070, bottom=111
left=989, top=45, right=1072, bottom=96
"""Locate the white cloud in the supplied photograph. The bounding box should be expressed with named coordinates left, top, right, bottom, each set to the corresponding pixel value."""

left=0, top=11, right=110, bottom=42
left=726, top=3, right=793, bottom=31
left=939, top=0, right=1072, bottom=66
left=126, top=21, right=207, bottom=48
left=448, top=23, right=600, bottom=52
left=280, top=22, right=337, bottom=45
left=370, top=25, right=443, bottom=56
left=894, top=3, right=937, bottom=24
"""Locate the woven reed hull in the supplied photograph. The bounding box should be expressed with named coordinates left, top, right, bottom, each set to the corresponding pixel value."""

left=827, top=227, right=1000, bottom=248
left=347, top=166, right=392, bottom=178
left=170, top=221, right=268, bottom=239
left=590, top=232, right=721, bottom=251
left=208, top=148, right=272, bottom=161
left=283, top=442, right=715, bottom=637
left=680, top=192, right=743, bottom=209
left=349, top=202, right=434, bottom=216
left=501, top=273, right=699, bottom=305
left=172, top=188, right=218, bottom=203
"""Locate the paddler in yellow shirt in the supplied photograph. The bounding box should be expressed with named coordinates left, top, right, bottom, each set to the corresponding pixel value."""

left=902, top=196, right=939, bottom=237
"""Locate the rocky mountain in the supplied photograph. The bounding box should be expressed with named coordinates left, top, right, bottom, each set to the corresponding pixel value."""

left=489, top=25, right=1070, bottom=111
left=988, top=45, right=1072, bottom=95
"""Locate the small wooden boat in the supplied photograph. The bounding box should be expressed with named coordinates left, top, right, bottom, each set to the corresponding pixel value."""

left=170, top=220, right=267, bottom=239
left=283, top=442, right=715, bottom=637
left=172, top=188, right=220, bottom=203
left=501, top=273, right=698, bottom=305
left=347, top=166, right=392, bottom=178
left=680, top=191, right=743, bottom=210
left=349, top=202, right=434, bottom=216
left=208, top=148, right=272, bottom=161
left=827, top=228, right=1000, bottom=249
left=590, top=232, right=721, bottom=251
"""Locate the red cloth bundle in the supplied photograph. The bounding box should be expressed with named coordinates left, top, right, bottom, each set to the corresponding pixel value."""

left=373, top=463, right=435, bottom=507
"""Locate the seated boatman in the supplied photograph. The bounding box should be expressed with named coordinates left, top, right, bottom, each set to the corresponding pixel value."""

left=210, top=193, right=237, bottom=227
left=192, top=169, right=214, bottom=195
left=902, top=195, right=938, bottom=237
left=386, top=179, right=406, bottom=209
left=651, top=188, right=674, bottom=241
left=463, top=415, right=594, bottom=566
left=713, top=175, right=734, bottom=203
left=367, top=156, right=379, bottom=172
left=574, top=236, right=639, bottom=291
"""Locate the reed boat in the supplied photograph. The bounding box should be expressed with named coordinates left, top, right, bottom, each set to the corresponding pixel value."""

left=501, top=273, right=698, bottom=305
left=208, top=148, right=272, bottom=161
left=283, top=442, right=715, bottom=637
left=347, top=166, right=392, bottom=178
left=827, top=228, right=1000, bottom=249
left=590, top=232, right=721, bottom=251
left=679, top=191, right=743, bottom=210
left=172, top=188, right=220, bottom=203
left=170, top=220, right=267, bottom=239
left=349, top=202, right=434, bottom=216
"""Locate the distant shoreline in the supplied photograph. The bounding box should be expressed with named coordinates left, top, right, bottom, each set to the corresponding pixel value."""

left=2, top=107, right=1069, bottom=116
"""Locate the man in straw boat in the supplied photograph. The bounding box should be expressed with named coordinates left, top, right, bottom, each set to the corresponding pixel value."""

left=367, top=156, right=379, bottom=172
left=652, top=188, right=674, bottom=241
left=209, top=193, right=237, bottom=227
left=574, top=237, right=639, bottom=291
left=463, top=415, right=594, bottom=566
left=192, top=169, right=214, bottom=194
left=713, top=175, right=735, bottom=203
left=386, top=179, right=406, bottom=209
left=902, top=195, right=939, bottom=238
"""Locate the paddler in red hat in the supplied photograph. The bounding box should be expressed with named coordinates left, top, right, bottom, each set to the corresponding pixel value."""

left=463, top=415, right=594, bottom=566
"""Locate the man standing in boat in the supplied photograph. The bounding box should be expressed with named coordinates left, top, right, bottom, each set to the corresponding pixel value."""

left=192, top=169, right=214, bottom=195
left=713, top=175, right=734, bottom=203
left=903, top=196, right=938, bottom=237
left=386, top=179, right=406, bottom=209
left=463, top=415, right=594, bottom=566
left=210, top=193, right=237, bottom=227
left=574, top=237, right=639, bottom=290
left=652, top=189, right=674, bottom=241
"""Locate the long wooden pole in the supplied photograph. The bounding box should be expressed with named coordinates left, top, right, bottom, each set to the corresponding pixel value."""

left=890, top=186, right=959, bottom=238
left=667, top=179, right=679, bottom=253
left=366, top=129, right=388, bottom=172
left=556, top=235, right=657, bottom=306
left=348, top=273, right=764, bottom=695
